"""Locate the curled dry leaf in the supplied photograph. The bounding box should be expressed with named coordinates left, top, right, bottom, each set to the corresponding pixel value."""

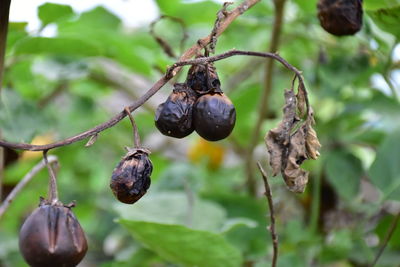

left=284, top=124, right=309, bottom=193
left=265, top=89, right=321, bottom=193
left=305, top=114, right=321, bottom=160
left=265, top=90, right=297, bottom=176
left=296, top=83, right=307, bottom=118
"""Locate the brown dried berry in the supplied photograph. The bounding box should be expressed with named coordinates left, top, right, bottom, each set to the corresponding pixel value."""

left=19, top=198, right=88, bottom=267
left=317, top=0, right=363, bottom=36
left=110, top=148, right=152, bottom=204
left=186, top=63, right=221, bottom=95
left=155, top=83, right=197, bottom=138
left=194, top=93, right=236, bottom=141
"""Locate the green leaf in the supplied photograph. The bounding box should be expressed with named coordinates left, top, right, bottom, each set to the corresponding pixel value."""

left=113, top=191, right=226, bottom=232
left=6, top=22, right=28, bottom=49
left=14, top=37, right=102, bottom=56
left=38, top=3, right=74, bottom=26
left=77, top=6, right=121, bottom=29
left=0, top=90, right=49, bottom=142
left=325, top=150, right=362, bottom=200
left=319, top=229, right=353, bottom=262
left=367, top=6, right=400, bottom=38
left=369, top=130, right=400, bottom=200
left=364, top=0, right=400, bottom=10
left=119, top=220, right=242, bottom=267
left=155, top=0, right=220, bottom=25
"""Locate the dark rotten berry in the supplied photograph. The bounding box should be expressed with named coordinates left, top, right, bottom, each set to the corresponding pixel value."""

left=19, top=199, right=88, bottom=267
left=317, top=0, right=363, bottom=36
left=186, top=63, right=221, bottom=95
left=194, top=93, right=236, bottom=141
left=155, top=83, right=197, bottom=138
left=110, top=148, right=152, bottom=204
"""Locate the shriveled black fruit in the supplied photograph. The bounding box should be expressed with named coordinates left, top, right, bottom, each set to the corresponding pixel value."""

left=317, top=0, right=363, bottom=36
left=19, top=198, right=88, bottom=267
left=155, top=83, right=197, bottom=138
left=194, top=93, right=236, bottom=141
left=186, top=63, right=221, bottom=95
left=110, top=148, right=152, bottom=204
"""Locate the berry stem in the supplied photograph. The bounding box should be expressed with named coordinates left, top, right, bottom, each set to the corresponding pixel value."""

left=43, top=151, right=59, bottom=204
left=0, top=155, right=58, bottom=219
left=124, top=107, right=141, bottom=148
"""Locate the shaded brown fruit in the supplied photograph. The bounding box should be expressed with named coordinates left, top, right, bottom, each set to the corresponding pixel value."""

left=194, top=93, right=236, bottom=141
left=110, top=148, right=152, bottom=204
left=317, top=0, right=363, bottom=36
left=186, top=63, right=221, bottom=95
left=19, top=198, right=88, bottom=267
left=155, top=83, right=197, bottom=138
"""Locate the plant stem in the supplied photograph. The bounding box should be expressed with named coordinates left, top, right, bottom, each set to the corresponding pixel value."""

left=0, top=0, right=12, bottom=202
left=0, top=49, right=308, bottom=152
left=245, top=0, right=287, bottom=195
left=43, top=151, right=58, bottom=204
left=257, top=162, right=278, bottom=267
left=0, top=155, right=58, bottom=219
left=0, top=0, right=11, bottom=90
left=370, top=212, right=400, bottom=267
left=0, top=0, right=262, bottom=152
left=124, top=107, right=141, bottom=148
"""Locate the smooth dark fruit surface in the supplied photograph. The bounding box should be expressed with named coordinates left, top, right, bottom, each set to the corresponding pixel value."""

left=19, top=200, right=88, bottom=267
left=110, top=149, right=152, bottom=204
left=317, top=0, right=363, bottom=36
left=155, top=83, right=197, bottom=138
left=194, top=93, right=236, bottom=141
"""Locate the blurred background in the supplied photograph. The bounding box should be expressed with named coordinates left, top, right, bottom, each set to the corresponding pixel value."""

left=1, top=0, right=400, bottom=266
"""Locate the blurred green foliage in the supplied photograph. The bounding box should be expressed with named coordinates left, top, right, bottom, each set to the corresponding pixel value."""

left=1, top=0, right=400, bottom=266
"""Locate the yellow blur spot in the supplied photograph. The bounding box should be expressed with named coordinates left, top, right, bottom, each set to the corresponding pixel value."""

left=187, top=138, right=225, bottom=170
left=369, top=55, right=378, bottom=67
left=21, top=134, right=55, bottom=160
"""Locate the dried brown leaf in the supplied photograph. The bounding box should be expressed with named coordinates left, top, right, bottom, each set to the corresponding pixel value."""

left=296, top=83, right=307, bottom=118
left=265, top=89, right=320, bottom=193
left=283, top=125, right=309, bottom=193
left=85, top=134, right=98, bottom=147
left=265, top=90, right=297, bottom=176
left=306, top=125, right=321, bottom=160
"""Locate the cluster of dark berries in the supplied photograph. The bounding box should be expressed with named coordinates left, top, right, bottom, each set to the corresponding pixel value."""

left=19, top=198, right=88, bottom=267
left=155, top=62, right=236, bottom=141
left=317, top=0, right=363, bottom=36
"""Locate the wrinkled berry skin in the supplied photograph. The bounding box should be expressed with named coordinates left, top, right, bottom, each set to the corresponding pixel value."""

left=194, top=93, right=236, bottom=141
left=317, top=0, right=363, bottom=36
left=110, top=148, right=152, bottom=204
left=186, top=63, right=221, bottom=95
left=19, top=199, right=88, bottom=267
left=155, top=83, right=198, bottom=138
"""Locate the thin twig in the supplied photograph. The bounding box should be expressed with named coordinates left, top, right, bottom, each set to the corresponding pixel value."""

left=0, top=0, right=261, bottom=152
left=0, top=155, right=58, bottom=219
left=370, top=212, right=400, bottom=267
left=209, top=2, right=233, bottom=53
left=43, top=151, right=58, bottom=203
left=245, top=0, right=287, bottom=195
left=0, top=49, right=307, bottom=152
left=150, top=15, right=188, bottom=58
left=257, top=162, right=278, bottom=267
left=124, top=107, right=141, bottom=148
left=38, top=82, right=69, bottom=108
